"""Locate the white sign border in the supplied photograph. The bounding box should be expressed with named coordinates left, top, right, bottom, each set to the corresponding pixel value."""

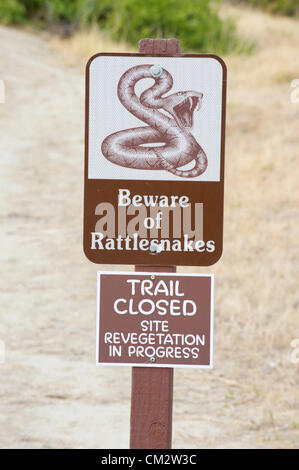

left=96, top=271, right=214, bottom=369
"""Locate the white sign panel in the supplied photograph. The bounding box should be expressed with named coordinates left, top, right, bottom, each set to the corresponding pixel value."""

left=88, top=55, right=224, bottom=182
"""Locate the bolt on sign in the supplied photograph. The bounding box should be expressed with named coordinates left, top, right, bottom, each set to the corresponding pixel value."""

left=96, top=272, right=214, bottom=368
left=84, top=53, right=226, bottom=266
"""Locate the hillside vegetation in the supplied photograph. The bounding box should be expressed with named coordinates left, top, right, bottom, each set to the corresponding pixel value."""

left=0, top=0, right=251, bottom=53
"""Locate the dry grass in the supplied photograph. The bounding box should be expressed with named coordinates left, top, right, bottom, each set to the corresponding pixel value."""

left=0, top=4, right=298, bottom=449
left=50, top=25, right=136, bottom=67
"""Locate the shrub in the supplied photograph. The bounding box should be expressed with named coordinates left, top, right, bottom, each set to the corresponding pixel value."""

left=0, top=0, right=248, bottom=53
left=0, top=0, right=27, bottom=24
left=98, top=0, right=240, bottom=53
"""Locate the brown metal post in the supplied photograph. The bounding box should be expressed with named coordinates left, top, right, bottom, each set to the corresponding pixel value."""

left=129, top=38, right=180, bottom=450
left=130, top=265, right=176, bottom=449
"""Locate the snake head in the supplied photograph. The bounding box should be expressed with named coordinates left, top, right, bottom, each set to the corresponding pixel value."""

left=163, top=91, right=203, bottom=129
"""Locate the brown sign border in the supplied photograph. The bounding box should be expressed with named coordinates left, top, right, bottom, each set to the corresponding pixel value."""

left=84, top=53, right=226, bottom=266
left=96, top=271, right=214, bottom=368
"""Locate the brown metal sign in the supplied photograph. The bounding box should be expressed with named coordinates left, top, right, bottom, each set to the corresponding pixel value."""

left=96, top=272, right=214, bottom=368
left=84, top=53, right=226, bottom=266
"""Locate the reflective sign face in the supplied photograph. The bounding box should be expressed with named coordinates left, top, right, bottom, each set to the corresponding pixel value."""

left=84, top=53, right=226, bottom=266
left=96, top=272, right=214, bottom=368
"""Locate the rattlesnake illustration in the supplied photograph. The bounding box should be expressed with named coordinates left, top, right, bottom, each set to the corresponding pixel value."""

left=101, top=64, right=207, bottom=178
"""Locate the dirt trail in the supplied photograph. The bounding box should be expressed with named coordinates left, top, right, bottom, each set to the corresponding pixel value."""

left=0, top=16, right=298, bottom=448
left=0, top=25, right=131, bottom=448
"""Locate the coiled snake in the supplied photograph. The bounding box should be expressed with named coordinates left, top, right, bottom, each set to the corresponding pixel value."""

left=101, top=64, right=207, bottom=178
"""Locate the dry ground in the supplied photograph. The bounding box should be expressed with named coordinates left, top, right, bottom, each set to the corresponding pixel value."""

left=0, top=5, right=298, bottom=448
